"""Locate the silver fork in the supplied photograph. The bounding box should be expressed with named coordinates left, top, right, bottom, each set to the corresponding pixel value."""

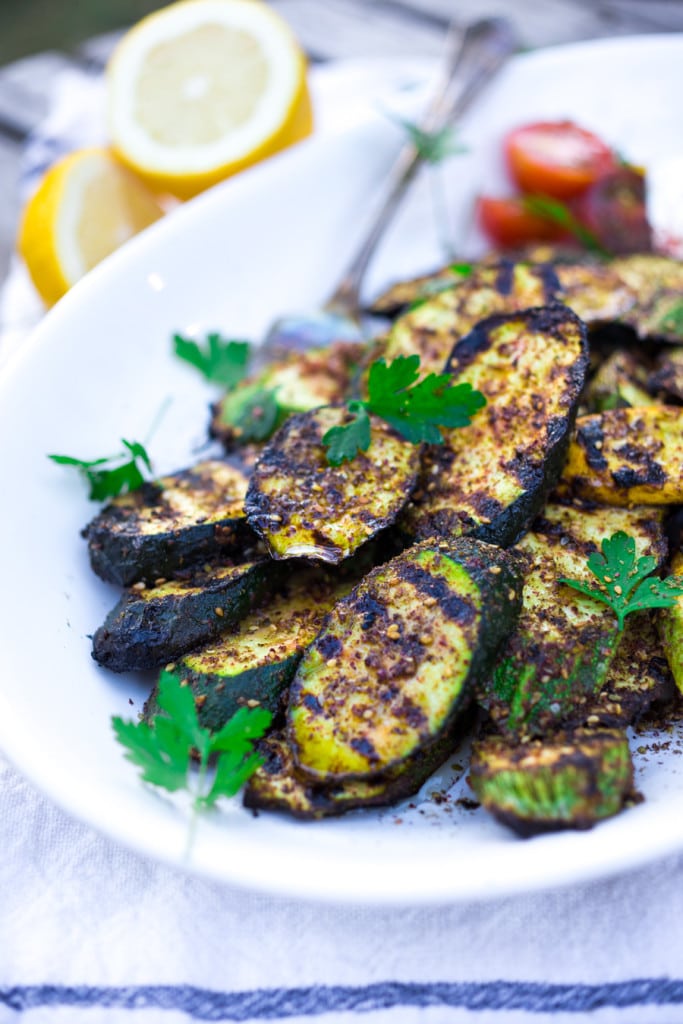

left=260, top=16, right=518, bottom=358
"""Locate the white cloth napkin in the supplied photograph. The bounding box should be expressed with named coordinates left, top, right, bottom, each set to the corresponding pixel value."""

left=3, top=60, right=683, bottom=1024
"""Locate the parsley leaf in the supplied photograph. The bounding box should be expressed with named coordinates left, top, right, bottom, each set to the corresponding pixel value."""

left=113, top=670, right=272, bottom=813
left=522, top=195, right=610, bottom=258
left=323, top=402, right=371, bottom=466
left=322, top=355, right=486, bottom=464
left=49, top=439, right=153, bottom=501
left=560, top=530, right=683, bottom=630
left=220, top=384, right=281, bottom=442
left=173, top=332, right=251, bottom=387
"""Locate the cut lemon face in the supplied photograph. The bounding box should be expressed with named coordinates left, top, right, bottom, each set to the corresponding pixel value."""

left=17, top=147, right=165, bottom=306
left=107, top=0, right=313, bottom=199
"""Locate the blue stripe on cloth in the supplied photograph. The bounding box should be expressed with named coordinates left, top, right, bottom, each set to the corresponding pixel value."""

left=2, top=980, right=683, bottom=1020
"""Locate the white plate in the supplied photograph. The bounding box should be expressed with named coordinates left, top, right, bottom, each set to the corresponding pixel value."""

left=2, top=36, right=683, bottom=906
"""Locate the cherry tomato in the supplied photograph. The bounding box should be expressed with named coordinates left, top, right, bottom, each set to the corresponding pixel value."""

left=505, top=121, right=616, bottom=200
left=477, top=195, right=567, bottom=249
left=572, top=165, right=652, bottom=254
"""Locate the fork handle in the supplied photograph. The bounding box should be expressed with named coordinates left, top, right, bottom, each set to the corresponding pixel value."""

left=325, top=17, right=518, bottom=318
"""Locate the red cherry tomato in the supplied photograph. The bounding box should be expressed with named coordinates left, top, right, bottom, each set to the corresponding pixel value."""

left=505, top=121, right=616, bottom=200
left=477, top=196, right=567, bottom=249
left=572, top=165, right=652, bottom=254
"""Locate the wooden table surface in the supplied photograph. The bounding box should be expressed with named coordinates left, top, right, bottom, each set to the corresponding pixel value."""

left=1, top=0, right=683, bottom=292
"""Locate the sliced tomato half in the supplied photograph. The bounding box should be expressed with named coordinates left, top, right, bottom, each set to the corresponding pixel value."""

left=505, top=121, right=616, bottom=200
left=476, top=196, right=567, bottom=249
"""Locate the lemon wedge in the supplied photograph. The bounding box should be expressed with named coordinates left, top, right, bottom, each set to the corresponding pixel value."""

left=17, top=147, right=165, bottom=306
left=106, top=0, right=313, bottom=199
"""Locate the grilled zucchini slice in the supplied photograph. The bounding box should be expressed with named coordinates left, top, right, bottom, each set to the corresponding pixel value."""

left=368, top=265, right=472, bottom=317
left=92, top=558, right=271, bottom=672
left=144, top=568, right=354, bottom=731
left=382, top=261, right=565, bottom=378
left=469, top=728, right=634, bottom=835
left=584, top=613, right=674, bottom=727
left=582, top=350, right=655, bottom=413
left=480, top=503, right=667, bottom=737
left=649, top=347, right=683, bottom=402
left=243, top=721, right=467, bottom=819
left=210, top=342, right=364, bottom=447
left=611, top=254, right=683, bottom=343
left=561, top=406, right=683, bottom=505
left=659, top=550, right=683, bottom=692
left=244, top=405, right=420, bottom=563
left=288, top=537, right=522, bottom=783
left=402, top=305, right=588, bottom=546
left=83, top=460, right=251, bottom=586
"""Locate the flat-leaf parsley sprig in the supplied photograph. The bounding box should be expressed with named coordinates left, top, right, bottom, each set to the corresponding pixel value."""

left=560, top=530, right=683, bottom=631
left=49, top=439, right=153, bottom=501
left=173, top=331, right=251, bottom=388
left=113, top=671, right=272, bottom=854
left=323, top=354, right=486, bottom=465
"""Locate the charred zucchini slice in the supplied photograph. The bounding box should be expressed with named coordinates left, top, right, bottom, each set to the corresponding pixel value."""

left=210, top=342, right=364, bottom=447
left=92, top=558, right=271, bottom=673
left=561, top=406, right=683, bottom=506
left=582, top=350, right=655, bottom=414
left=244, top=405, right=420, bottom=563
left=83, top=460, right=251, bottom=586
left=368, top=265, right=472, bottom=317
left=585, top=613, right=674, bottom=727
left=288, top=537, right=522, bottom=783
left=611, top=254, right=683, bottom=343
left=144, top=568, right=354, bottom=731
left=469, top=729, right=634, bottom=835
left=481, top=503, right=667, bottom=737
left=382, top=261, right=565, bottom=378
left=402, top=305, right=588, bottom=546
left=649, top=347, right=683, bottom=402
left=243, top=721, right=466, bottom=819
left=659, top=550, right=683, bottom=692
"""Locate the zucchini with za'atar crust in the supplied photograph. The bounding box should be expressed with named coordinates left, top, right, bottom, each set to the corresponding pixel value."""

left=83, top=459, right=252, bottom=586
left=469, top=728, right=634, bottom=835
left=244, top=405, right=420, bottom=563
left=210, top=341, right=365, bottom=448
left=144, top=567, right=356, bottom=732
left=92, top=558, right=272, bottom=673
left=402, top=304, right=588, bottom=546
left=288, top=537, right=523, bottom=784
left=560, top=405, right=683, bottom=506
left=479, top=503, right=667, bottom=738
left=243, top=718, right=470, bottom=819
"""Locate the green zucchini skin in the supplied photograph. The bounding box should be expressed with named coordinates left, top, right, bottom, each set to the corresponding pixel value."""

left=469, top=729, right=634, bottom=835
left=92, top=559, right=271, bottom=673
left=210, top=342, right=365, bottom=448
left=244, top=405, right=420, bottom=564
left=243, top=719, right=470, bottom=820
left=83, top=460, right=252, bottom=586
left=288, top=537, right=523, bottom=784
left=479, top=503, right=668, bottom=738
left=144, top=568, right=354, bottom=731
left=402, top=304, right=588, bottom=547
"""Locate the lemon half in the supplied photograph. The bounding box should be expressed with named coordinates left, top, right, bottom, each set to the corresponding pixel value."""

left=17, top=147, right=165, bottom=306
left=107, top=0, right=313, bottom=199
